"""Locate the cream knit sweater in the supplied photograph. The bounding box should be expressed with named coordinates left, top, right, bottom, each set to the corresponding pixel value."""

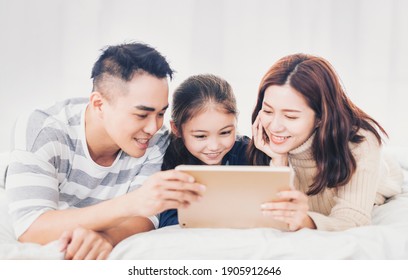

left=288, top=129, right=403, bottom=231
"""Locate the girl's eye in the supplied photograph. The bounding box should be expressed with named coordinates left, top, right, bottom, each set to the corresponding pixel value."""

left=262, top=109, right=273, bottom=114
left=285, top=115, right=298, bottom=120
left=220, top=130, right=232, bottom=136
left=193, top=135, right=206, bottom=139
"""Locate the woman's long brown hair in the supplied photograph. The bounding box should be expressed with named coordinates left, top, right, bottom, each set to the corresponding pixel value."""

left=247, top=54, right=387, bottom=195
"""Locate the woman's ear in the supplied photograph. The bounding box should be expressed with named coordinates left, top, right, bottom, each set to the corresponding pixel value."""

left=170, top=120, right=180, bottom=137
left=315, top=118, right=321, bottom=128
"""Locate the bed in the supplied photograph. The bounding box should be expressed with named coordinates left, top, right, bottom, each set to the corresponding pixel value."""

left=1, top=150, right=408, bottom=260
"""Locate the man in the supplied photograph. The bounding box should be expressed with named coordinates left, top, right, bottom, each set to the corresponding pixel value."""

left=5, top=43, right=204, bottom=259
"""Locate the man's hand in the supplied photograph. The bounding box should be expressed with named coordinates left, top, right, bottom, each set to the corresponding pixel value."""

left=59, top=227, right=113, bottom=260
left=125, top=169, right=206, bottom=217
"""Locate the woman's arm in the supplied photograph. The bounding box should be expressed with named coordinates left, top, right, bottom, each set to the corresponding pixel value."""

left=307, top=130, right=383, bottom=231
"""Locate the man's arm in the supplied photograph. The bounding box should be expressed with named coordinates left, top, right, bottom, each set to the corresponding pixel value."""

left=16, top=169, right=204, bottom=245
left=17, top=195, right=138, bottom=244
left=57, top=218, right=153, bottom=260
left=7, top=120, right=203, bottom=246
left=7, top=118, right=160, bottom=245
left=101, top=216, right=154, bottom=246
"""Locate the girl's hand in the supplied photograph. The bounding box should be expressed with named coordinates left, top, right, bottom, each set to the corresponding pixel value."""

left=252, top=113, right=288, bottom=166
left=261, top=190, right=315, bottom=231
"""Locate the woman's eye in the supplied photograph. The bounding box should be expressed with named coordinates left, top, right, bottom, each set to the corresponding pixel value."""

left=220, top=130, right=232, bottom=136
left=262, top=109, right=273, bottom=114
left=285, top=115, right=298, bottom=120
left=193, top=135, right=206, bottom=139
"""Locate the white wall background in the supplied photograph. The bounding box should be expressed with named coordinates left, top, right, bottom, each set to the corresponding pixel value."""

left=1, top=0, right=407, bottom=150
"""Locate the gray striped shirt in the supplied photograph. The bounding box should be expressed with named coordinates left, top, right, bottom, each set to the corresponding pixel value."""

left=5, top=98, right=169, bottom=238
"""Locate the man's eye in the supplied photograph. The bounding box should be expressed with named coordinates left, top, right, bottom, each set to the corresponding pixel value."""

left=135, top=114, right=147, bottom=119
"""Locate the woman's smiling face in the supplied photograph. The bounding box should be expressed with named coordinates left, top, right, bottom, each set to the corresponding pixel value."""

left=260, top=84, right=317, bottom=154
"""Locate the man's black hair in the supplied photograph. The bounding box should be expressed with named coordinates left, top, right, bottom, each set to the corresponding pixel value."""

left=91, top=43, right=174, bottom=84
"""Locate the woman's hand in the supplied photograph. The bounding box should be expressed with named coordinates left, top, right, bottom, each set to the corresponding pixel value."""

left=261, top=190, right=315, bottom=231
left=252, top=113, right=288, bottom=166
left=59, top=227, right=113, bottom=260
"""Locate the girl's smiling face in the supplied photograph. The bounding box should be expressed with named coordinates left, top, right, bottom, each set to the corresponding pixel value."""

left=180, top=106, right=236, bottom=165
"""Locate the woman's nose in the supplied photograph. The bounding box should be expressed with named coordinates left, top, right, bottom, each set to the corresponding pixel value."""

left=267, top=116, right=284, bottom=132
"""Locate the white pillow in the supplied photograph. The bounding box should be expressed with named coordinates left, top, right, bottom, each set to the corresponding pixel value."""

left=0, top=152, right=10, bottom=189
left=0, top=188, right=63, bottom=259
left=384, top=146, right=408, bottom=170
left=0, top=188, right=14, bottom=243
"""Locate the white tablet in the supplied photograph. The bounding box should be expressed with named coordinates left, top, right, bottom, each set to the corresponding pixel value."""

left=175, top=165, right=291, bottom=230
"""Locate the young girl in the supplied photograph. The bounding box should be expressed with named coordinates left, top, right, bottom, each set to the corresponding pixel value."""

left=159, top=74, right=249, bottom=228
left=248, top=53, right=403, bottom=232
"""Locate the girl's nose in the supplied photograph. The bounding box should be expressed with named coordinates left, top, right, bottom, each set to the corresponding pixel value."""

left=207, top=137, right=220, bottom=151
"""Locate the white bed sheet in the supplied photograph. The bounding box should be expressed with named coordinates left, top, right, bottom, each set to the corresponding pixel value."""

left=0, top=188, right=63, bottom=260
left=1, top=162, right=407, bottom=260
left=1, top=188, right=407, bottom=260
left=109, top=186, right=408, bottom=260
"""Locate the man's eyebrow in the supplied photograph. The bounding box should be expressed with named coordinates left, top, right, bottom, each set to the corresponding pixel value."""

left=134, top=104, right=169, bottom=112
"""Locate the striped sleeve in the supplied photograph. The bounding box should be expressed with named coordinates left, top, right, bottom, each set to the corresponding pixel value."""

left=5, top=112, right=67, bottom=238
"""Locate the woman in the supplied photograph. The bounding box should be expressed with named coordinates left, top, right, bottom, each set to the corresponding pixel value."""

left=248, top=53, right=403, bottom=231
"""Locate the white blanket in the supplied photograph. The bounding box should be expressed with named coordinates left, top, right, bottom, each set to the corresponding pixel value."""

left=1, top=148, right=407, bottom=260
left=1, top=186, right=407, bottom=260
left=109, top=187, right=408, bottom=260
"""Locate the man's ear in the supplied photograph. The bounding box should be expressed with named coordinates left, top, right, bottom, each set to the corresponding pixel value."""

left=170, top=120, right=180, bottom=137
left=89, top=91, right=105, bottom=117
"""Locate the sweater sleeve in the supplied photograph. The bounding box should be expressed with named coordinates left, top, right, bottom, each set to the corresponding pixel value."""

left=308, top=130, right=390, bottom=231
